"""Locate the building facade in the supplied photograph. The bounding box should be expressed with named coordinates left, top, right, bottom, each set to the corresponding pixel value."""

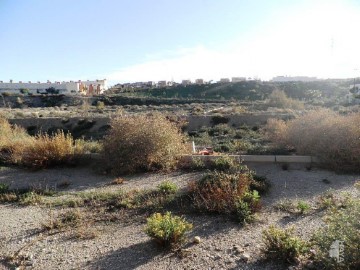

left=0, top=79, right=107, bottom=95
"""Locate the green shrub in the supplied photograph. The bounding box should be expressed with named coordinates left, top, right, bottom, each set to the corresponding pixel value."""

left=102, top=114, right=187, bottom=175
left=145, top=212, right=193, bottom=247
left=209, top=156, right=237, bottom=171
left=235, top=190, right=261, bottom=224
left=274, top=199, right=311, bottom=214
left=157, top=181, right=178, bottom=194
left=250, top=174, right=271, bottom=194
left=208, top=124, right=235, bottom=137
left=19, top=191, right=43, bottom=205
left=311, top=196, right=360, bottom=269
left=262, top=225, right=309, bottom=263
left=0, top=183, right=9, bottom=194
left=296, top=200, right=311, bottom=214
left=189, top=156, right=206, bottom=170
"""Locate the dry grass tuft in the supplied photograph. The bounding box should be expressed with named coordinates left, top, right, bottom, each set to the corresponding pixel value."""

left=18, top=131, right=84, bottom=169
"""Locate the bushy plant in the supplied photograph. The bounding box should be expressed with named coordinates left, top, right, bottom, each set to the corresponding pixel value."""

left=266, top=109, right=360, bottom=172
left=102, top=114, right=187, bottom=175
left=250, top=174, right=271, bottom=194
left=296, top=200, right=311, bottom=214
left=190, top=156, right=206, bottom=170
left=19, top=131, right=84, bottom=169
left=188, top=170, right=254, bottom=214
left=145, top=212, right=193, bottom=247
left=262, top=225, right=309, bottom=263
left=311, top=196, right=360, bottom=269
left=157, top=181, right=178, bottom=194
left=268, top=89, right=304, bottom=109
left=0, top=183, right=9, bottom=194
left=235, top=190, right=261, bottom=224
left=0, top=116, right=34, bottom=163
left=209, top=155, right=237, bottom=171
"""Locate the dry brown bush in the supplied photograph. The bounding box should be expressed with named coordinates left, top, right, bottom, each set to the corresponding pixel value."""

left=266, top=109, right=360, bottom=172
left=268, top=89, right=304, bottom=110
left=102, top=114, right=187, bottom=175
left=18, top=131, right=84, bottom=169
left=188, top=170, right=251, bottom=214
left=0, top=116, right=34, bottom=163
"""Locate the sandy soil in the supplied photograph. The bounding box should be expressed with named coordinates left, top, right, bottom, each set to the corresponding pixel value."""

left=0, top=163, right=359, bottom=270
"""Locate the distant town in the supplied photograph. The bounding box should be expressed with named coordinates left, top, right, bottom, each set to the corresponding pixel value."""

left=1, top=76, right=359, bottom=99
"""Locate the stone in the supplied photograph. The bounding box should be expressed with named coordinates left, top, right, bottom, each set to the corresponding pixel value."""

left=193, top=236, right=201, bottom=244
left=233, top=245, right=244, bottom=254
left=240, top=253, right=250, bottom=262
left=225, top=258, right=235, bottom=264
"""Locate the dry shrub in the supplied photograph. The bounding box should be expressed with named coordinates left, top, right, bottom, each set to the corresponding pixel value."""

left=102, top=114, right=187, bottom=175
left=19, top=131, right=84, bottom=169
left=266, top=109, right=360, bottom=172
left=0, top=116, right=34, bottom=163
left=268, top=90, right=304, bottom=110
left=188, top=170, right=251, bottom=214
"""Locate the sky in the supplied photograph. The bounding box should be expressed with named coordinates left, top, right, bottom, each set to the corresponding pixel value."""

left=1, top=0, right=360, bottom=85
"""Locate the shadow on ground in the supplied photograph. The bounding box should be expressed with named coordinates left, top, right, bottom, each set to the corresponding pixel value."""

left=86, top=240, right=164, bottom=270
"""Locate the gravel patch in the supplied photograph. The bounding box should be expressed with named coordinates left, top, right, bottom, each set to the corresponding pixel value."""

left=0, top=163, right=358, bottom=270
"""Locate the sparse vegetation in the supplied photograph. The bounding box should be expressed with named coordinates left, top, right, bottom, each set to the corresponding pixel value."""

left=157, top=181, right=178, bottom=195
left=311, top=194, right=360, bottom=269
left=209, top=155, right=238, bottom=171
left=262, top=225, right=309, bottom=263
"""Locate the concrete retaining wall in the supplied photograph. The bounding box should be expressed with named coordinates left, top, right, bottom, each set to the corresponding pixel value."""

left=182, top=154, right=316, bottom=164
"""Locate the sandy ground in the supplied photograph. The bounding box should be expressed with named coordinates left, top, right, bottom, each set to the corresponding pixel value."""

left=0, top=163, right=359, bottom=270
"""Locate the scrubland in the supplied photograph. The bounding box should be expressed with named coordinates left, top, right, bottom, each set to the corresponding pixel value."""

left=0, top=88, right=359, bottom=269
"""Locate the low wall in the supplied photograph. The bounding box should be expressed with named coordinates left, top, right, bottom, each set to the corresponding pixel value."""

left=182, top=154, right=318, bottom=163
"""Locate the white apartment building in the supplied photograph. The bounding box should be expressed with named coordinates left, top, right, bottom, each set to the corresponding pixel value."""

left=232, top=77, right=246, bottom=82
left=271, top=76, right=318, bottom=82
left=181, top=79, right=192, bottom=86
left=219, top=78, right=230, bottom=83
left=0, top=79, right=107, bottom=95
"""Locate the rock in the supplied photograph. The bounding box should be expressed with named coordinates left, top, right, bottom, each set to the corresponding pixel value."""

left=193, top=236, right=201, bottom=244
left=225, top=258, right=235, bottom=264
left=240, top=253, right=250, bottom=262
left=214, top=254, right=222, bottom=260
left=214, top=247, right=222, bottom=251
left=233, top=245, right=244, bottom=254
